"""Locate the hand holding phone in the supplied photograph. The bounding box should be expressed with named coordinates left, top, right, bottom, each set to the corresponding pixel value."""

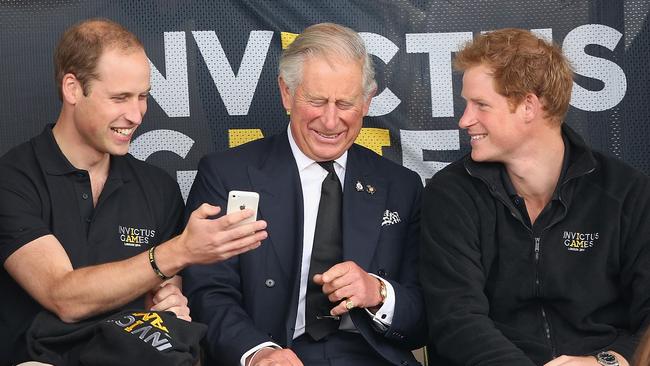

left=226, top=190, right=259, bottom=227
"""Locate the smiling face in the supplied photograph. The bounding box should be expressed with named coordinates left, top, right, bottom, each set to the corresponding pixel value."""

left=458, top=64, right=529, bottom=164
left=71, top=47, right=150, bottom=159
left=280, top=56, right=371, bottom=162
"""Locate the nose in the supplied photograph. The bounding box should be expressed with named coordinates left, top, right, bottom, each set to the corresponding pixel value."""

left=458, top=104, right=474, bottom=130
left=322, top=102, right=338, bottom=129
left=125, top=98, right=146, bottom=125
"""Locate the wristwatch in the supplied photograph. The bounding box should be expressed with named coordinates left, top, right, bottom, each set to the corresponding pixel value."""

left=378, top=278, right=387, bottom=304
left=595, top=351, right=619, bottom=366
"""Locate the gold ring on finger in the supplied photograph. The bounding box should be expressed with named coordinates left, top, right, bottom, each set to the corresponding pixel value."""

left=345, top=300, right=355, bottom=310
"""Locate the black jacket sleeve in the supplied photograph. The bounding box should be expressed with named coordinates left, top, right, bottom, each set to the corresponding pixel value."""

left=611, top=173, right=650, bottom=361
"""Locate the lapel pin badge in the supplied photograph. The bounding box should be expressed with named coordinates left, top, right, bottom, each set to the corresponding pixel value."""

left=355, top=181, right=364, bottom=192
left=366, top=185, right=376, bottom=195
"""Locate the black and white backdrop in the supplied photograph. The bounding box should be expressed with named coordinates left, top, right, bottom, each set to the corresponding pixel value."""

left=1, top=1, right=648, bottom=199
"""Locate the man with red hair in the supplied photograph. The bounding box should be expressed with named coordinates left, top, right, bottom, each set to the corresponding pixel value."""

left=420, top=28, right=650, bottom=366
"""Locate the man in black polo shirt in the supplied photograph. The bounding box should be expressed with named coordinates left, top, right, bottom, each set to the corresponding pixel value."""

left=0, top=19, right=268, bottom=365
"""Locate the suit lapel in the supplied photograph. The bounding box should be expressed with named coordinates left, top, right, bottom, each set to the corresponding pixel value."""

left=342, top=145, right=387, bottom=270
left=248, top=132, right=303, bottom=279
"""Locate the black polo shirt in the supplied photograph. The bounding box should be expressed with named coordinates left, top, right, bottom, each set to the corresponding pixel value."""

left=0, top=125, right=184, bottom=365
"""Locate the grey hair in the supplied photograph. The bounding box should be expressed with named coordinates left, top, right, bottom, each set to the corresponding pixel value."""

left=278, top=22, right=377, bottom=98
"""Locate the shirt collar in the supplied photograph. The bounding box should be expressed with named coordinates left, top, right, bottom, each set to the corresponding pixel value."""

left=286, top=123, right=348, bottom=172
left=34, top=123, right=127, bottom=182
left=34, top=124, right=81, bottom=176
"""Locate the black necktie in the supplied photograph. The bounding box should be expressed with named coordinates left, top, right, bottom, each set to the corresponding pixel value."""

left=305, top=161, right=343, bottom=341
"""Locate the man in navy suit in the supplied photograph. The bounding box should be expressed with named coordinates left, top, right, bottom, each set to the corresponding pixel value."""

left=183, top=23, right=426, bottom=366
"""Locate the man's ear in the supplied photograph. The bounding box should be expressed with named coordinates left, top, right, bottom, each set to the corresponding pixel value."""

left=523, top=93, right=542, bottom=122
left=278, top=76, right=293, bottom=112
left=362, top=87, right=376, bottom=116
left=61, top=73, right=82, bottom=105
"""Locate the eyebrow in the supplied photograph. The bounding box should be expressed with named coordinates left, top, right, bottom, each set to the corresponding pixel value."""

left=303, top=91, right=357, bottom=105
left=111, top=87, right=151, bottom=97
left=302, top=91, right=326, bottom=101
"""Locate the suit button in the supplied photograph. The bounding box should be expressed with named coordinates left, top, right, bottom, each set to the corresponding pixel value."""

left=400, top=361, right=408, bottom=366
left=265, top=279, right=275, bottom=288
left=378, top=269, right=387, bottom=277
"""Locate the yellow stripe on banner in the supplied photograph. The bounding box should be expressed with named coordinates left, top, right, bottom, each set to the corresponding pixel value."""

left=281, top=32, right=299, bottom=49
left=280, top=32, right=299, bottom=116
left=355, top=128, right=390, bottom=156
left=229, top=129, right=264, bottom=148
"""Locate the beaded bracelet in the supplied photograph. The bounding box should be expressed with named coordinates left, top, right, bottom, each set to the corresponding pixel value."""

left=148, top=246, right=172, bottom=280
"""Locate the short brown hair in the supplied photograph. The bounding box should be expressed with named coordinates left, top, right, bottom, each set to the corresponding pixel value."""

left=454, top=28, right=573, bottom=123
left=54, top=18, right=144, bottom=100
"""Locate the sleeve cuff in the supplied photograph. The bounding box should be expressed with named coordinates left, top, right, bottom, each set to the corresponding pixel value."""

left=240, top=341, right=281, bottom=366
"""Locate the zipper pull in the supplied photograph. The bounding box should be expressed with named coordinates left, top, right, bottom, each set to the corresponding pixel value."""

left=534, top=237, right=540, bottom=260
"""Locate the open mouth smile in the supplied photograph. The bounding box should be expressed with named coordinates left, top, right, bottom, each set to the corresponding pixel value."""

left=111, top=127, right=134, bottom=137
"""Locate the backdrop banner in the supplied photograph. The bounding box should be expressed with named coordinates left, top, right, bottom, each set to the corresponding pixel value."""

left=1, top=1, right=648, bottom=199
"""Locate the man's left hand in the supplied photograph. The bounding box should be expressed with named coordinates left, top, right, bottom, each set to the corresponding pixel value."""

left=146, top=280, right=191, bottom=322
left=313, top=261, right=383, bottom=316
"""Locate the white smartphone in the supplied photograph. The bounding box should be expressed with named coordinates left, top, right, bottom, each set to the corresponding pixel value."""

left=226, top=190, right=259, bottom=226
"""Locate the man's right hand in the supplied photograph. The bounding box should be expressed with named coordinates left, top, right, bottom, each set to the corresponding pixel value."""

left=247, top=348, right=303, bottom=366
left=178, top=203, right=268, bottom=265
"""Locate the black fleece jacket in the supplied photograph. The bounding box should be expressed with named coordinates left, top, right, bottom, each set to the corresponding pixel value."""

left=420, top=125, right=650, bottom=365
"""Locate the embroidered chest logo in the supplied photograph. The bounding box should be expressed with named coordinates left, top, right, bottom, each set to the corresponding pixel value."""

left=381, top=210, right=401, bottom=226
left=109, top=312, right=173, bottom=351
left=563, top=231, right=599, bottom=252
left=118, top=225, right=156, bottom=247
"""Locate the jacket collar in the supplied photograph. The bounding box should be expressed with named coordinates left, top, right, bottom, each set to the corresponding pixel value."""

left=248, top=131, right=303, bottom=279
left=463, top=123, right=597, bottom=199
left=341, top=144, right=387, bottom=270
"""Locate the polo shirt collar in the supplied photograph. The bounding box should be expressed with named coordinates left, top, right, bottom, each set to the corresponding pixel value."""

left=33, top=124, right=78, bottom=176
left=34, top=124, right=128, bottom=182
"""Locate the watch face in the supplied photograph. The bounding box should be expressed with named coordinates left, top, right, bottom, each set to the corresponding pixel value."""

left=601, top=354, right=615, bottom=362
left=597, top=352, right=618, bottom=365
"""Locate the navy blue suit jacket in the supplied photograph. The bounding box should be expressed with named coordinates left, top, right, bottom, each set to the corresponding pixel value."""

left=183, top=131, right=426, bottom=365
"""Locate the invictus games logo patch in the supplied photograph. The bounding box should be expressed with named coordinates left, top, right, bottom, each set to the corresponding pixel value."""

left=563, top=231, right=599, bottom=252
left=109, top=312, right=173, bottom=351
left=119, top=225, right=156, bottom=247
